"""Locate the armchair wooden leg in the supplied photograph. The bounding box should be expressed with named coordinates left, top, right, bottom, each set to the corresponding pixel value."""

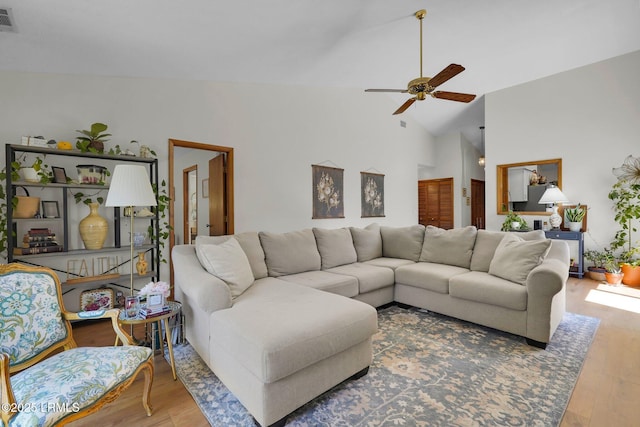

left=142, top=359, right=154, bottom=416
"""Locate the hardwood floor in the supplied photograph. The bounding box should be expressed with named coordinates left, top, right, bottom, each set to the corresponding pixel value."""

left=67, top=277, right=640, bottom=427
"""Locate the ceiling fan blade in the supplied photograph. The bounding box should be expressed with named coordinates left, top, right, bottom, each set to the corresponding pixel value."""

left=428, top=64, right=465, bottom=88
left=432, top=91, right=476, bottom=103
left=393, top=98, right=416, bottom=115
left=365, top=89, right=408, bottom=93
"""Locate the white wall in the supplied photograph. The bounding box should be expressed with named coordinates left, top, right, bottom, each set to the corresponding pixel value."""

left=0, top=70, right=435, bottom=254
left=485, top=50, right=640, bottom=250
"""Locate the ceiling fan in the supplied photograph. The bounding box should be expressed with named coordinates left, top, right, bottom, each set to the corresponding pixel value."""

left=365, top=9, right=476, bottom=115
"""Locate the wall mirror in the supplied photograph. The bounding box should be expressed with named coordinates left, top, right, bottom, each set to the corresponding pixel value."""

left=496, top=158, right=562, bottom=215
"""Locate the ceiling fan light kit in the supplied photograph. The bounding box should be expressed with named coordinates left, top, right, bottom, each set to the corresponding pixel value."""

left=365, top=9, right=476, bottom=115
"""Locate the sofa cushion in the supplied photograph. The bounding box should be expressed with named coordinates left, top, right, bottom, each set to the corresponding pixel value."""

left=470, top=230, right=546, bottom=272
left=327, top=263, right=395, bottom=294
left=196, top=232, right=268, bottom=280
left=211, top=278, right=378, bottom=383
left=349, top=223, right=382, bottom=262
left=395, top=262, right=469, bottom=294
left=380, top=225, right=425, bottom=261
left=488, top=233, right=552, bottom=285
left=196, top=238, right=255, bottom=298
left=279, top=270, right=359, bottom=298
left=420, top=225, right=478, bottom=268
left=312, top=227, right=357, bottom=269
left=259, top=229, right=321, bottom=277
left=364, top=257, right=415, bottom=270
left=449, top=271, right=527, bottom=311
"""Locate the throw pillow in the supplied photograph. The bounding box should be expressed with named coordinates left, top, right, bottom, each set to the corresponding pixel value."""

left=259, top=229, right=321, bottom=277
left=349, top=223, right=382, bottom=262
left=470, top=230, right=546, bottom=272
left=313, top=228, right=357, bottom=269
left=196, top=237, right=255, bottom=298
left=380, top=225, right=425, bottom=261
left=488, top=233, right=552, bottom=285
left=420, top=225, right=478, bottom=268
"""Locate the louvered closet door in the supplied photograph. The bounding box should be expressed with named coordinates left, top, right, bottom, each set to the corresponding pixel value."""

left=418, top=178, right=453, bottom=229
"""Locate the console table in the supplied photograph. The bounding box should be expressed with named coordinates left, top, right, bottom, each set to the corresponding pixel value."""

left=545, top=230, right=584, bottom=278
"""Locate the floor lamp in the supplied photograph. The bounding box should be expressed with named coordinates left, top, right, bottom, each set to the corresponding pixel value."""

left=106, top=165, right=157, bottom=296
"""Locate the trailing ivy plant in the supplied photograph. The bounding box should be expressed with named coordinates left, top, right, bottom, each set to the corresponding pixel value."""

left=147, top=179, right=172, bottom=264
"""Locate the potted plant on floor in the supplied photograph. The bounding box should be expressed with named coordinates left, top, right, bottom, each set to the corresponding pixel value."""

left=604, top=258, right=624, bottom=285
left=584, top=248, right=612, bottom=281
left=609, top=155, right=640, bottom=286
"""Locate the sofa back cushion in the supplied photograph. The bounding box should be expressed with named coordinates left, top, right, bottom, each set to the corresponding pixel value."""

left=420, top=225, right=478, bottom=268
left=380, top=225, right=425, bottom=261
left=259, top=229, right=321, bottom=277
left=488, top=233, right=552, bottom=285
left=196, top=232, right=268, bottom=280
left=195, top=237, right=255, bottom=298
left=312, top=228, right=357, bottom=269
left=470, top=229, right=545, bottom=272
left=349, top=223, right=382, bottom=262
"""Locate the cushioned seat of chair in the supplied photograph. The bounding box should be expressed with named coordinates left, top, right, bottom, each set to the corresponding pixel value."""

left=9, top=346, right=153, bottom=427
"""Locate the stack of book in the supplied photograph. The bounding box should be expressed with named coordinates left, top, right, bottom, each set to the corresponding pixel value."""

left=14, top=228, right=64, bottom=255
left=138, top=305, right=171, bottom=319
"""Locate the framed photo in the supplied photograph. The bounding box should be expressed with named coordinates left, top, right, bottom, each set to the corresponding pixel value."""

left=42, top=200, right=60, bottom=218
left=312, top=165, right=344, bottom=219
left=52, top=166, right=68, bottom=184
left=202, top=178, right=209, bottom=198
left=361, top=172, right=385, bottom=218
left=146, top=292, right=164, bottom=311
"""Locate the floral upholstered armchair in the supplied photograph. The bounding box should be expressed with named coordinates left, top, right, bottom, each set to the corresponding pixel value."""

left=0, top=264, right=154, bottom=426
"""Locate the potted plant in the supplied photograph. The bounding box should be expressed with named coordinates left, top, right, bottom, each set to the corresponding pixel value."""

left=76, top=122, right=111, bottom=153
left=564, top=204, right=586, bottom=232
left=500, top=211, right=529, bottom=232
left=584, top=248, right=612, bottom=281
left=609, top=155, right=640, bottom=286
left=604, top=258, right=624, bottom=285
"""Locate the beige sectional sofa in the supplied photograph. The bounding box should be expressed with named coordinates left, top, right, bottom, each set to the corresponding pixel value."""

left=172, top=224, right=569, bottom=427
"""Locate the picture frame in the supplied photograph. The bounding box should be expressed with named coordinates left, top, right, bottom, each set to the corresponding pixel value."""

left=202, top=178, right=209, bottom=198
left=146, top=292, right=164, bottom=311
left=361, top=172, right=385, bottom=218
left=312, top=165, right=344, bottom=219
left=41, top=200, right=60, bottom=218
left=51, top=166, right=68, bottom=184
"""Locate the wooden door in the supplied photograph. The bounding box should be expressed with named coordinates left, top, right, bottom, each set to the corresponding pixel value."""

left=418, top=178, right=454, bottom=229
left=208, top=154, right=227, bottom=236
left=471, top=179, right=486, bottom=229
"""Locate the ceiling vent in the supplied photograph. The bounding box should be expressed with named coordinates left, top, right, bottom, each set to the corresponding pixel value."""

left=0, top=8, right=17, bottom=32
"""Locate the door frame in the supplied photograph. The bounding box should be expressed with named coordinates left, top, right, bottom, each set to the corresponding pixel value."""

left=168, top=139, right=234, bottom=283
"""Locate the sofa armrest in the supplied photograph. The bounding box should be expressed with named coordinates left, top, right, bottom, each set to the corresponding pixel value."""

left=526, top=240, right=569, bottom=296
left=172, top=245, right=232, bottom=314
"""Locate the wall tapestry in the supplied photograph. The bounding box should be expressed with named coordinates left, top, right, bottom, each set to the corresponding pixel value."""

left=361, top=172, right=385, bottom=218
left=312, top=164, right=344, bottom=219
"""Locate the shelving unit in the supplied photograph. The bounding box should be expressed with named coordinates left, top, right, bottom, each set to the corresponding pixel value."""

left=545, top=230, right=584, bottom=278
left=5, top=144, right=160, bottom=291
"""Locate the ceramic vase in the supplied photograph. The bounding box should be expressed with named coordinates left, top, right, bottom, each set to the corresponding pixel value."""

left=79, top=202, right=108, bottom=249
left=136, top=251, right=148, bottom=275
left=568, top=221, right=582, bottom=232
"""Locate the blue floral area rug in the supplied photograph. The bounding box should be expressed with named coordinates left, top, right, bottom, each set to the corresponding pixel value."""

left=167, top=306, right=599, bottom=426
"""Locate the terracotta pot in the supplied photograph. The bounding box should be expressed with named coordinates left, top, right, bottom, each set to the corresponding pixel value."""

left=604, top=272, right=624, bottom=286
left=621, top=264, right=640, bottom=287
left=79, top=202, right=108, bottom=249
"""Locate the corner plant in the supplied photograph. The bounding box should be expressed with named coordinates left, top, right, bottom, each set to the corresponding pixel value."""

left=609, top=155, right=640, bottom=265
left=76, top=122, right=111, bottom=153
left=500, top=211, right=529, bottom=231
left=584, top=248, right=615, bottom=270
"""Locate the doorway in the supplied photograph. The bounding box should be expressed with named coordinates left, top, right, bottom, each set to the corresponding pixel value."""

left=168, top=139, right=234, bottom=283
left=418, top=178, right=454, bottom=229
left=470, top=179, right=486, bottom=229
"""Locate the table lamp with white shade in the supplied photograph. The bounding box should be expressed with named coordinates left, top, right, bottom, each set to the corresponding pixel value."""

left=538, top=185, right=569, bottom=230
left=105, top=165, right=157, bottom=296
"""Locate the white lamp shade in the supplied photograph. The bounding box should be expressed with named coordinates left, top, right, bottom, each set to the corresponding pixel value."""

left=538, top=186, right=569, bottom=205
left=105, top=165, right=157, bottom=207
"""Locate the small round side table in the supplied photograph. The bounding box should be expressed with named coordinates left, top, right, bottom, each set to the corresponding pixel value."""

left=117, top=300, right=182, bottom=380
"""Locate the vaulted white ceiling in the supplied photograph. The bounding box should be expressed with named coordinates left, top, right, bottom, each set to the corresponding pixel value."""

left=2, top=0, right=639, bottom=150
